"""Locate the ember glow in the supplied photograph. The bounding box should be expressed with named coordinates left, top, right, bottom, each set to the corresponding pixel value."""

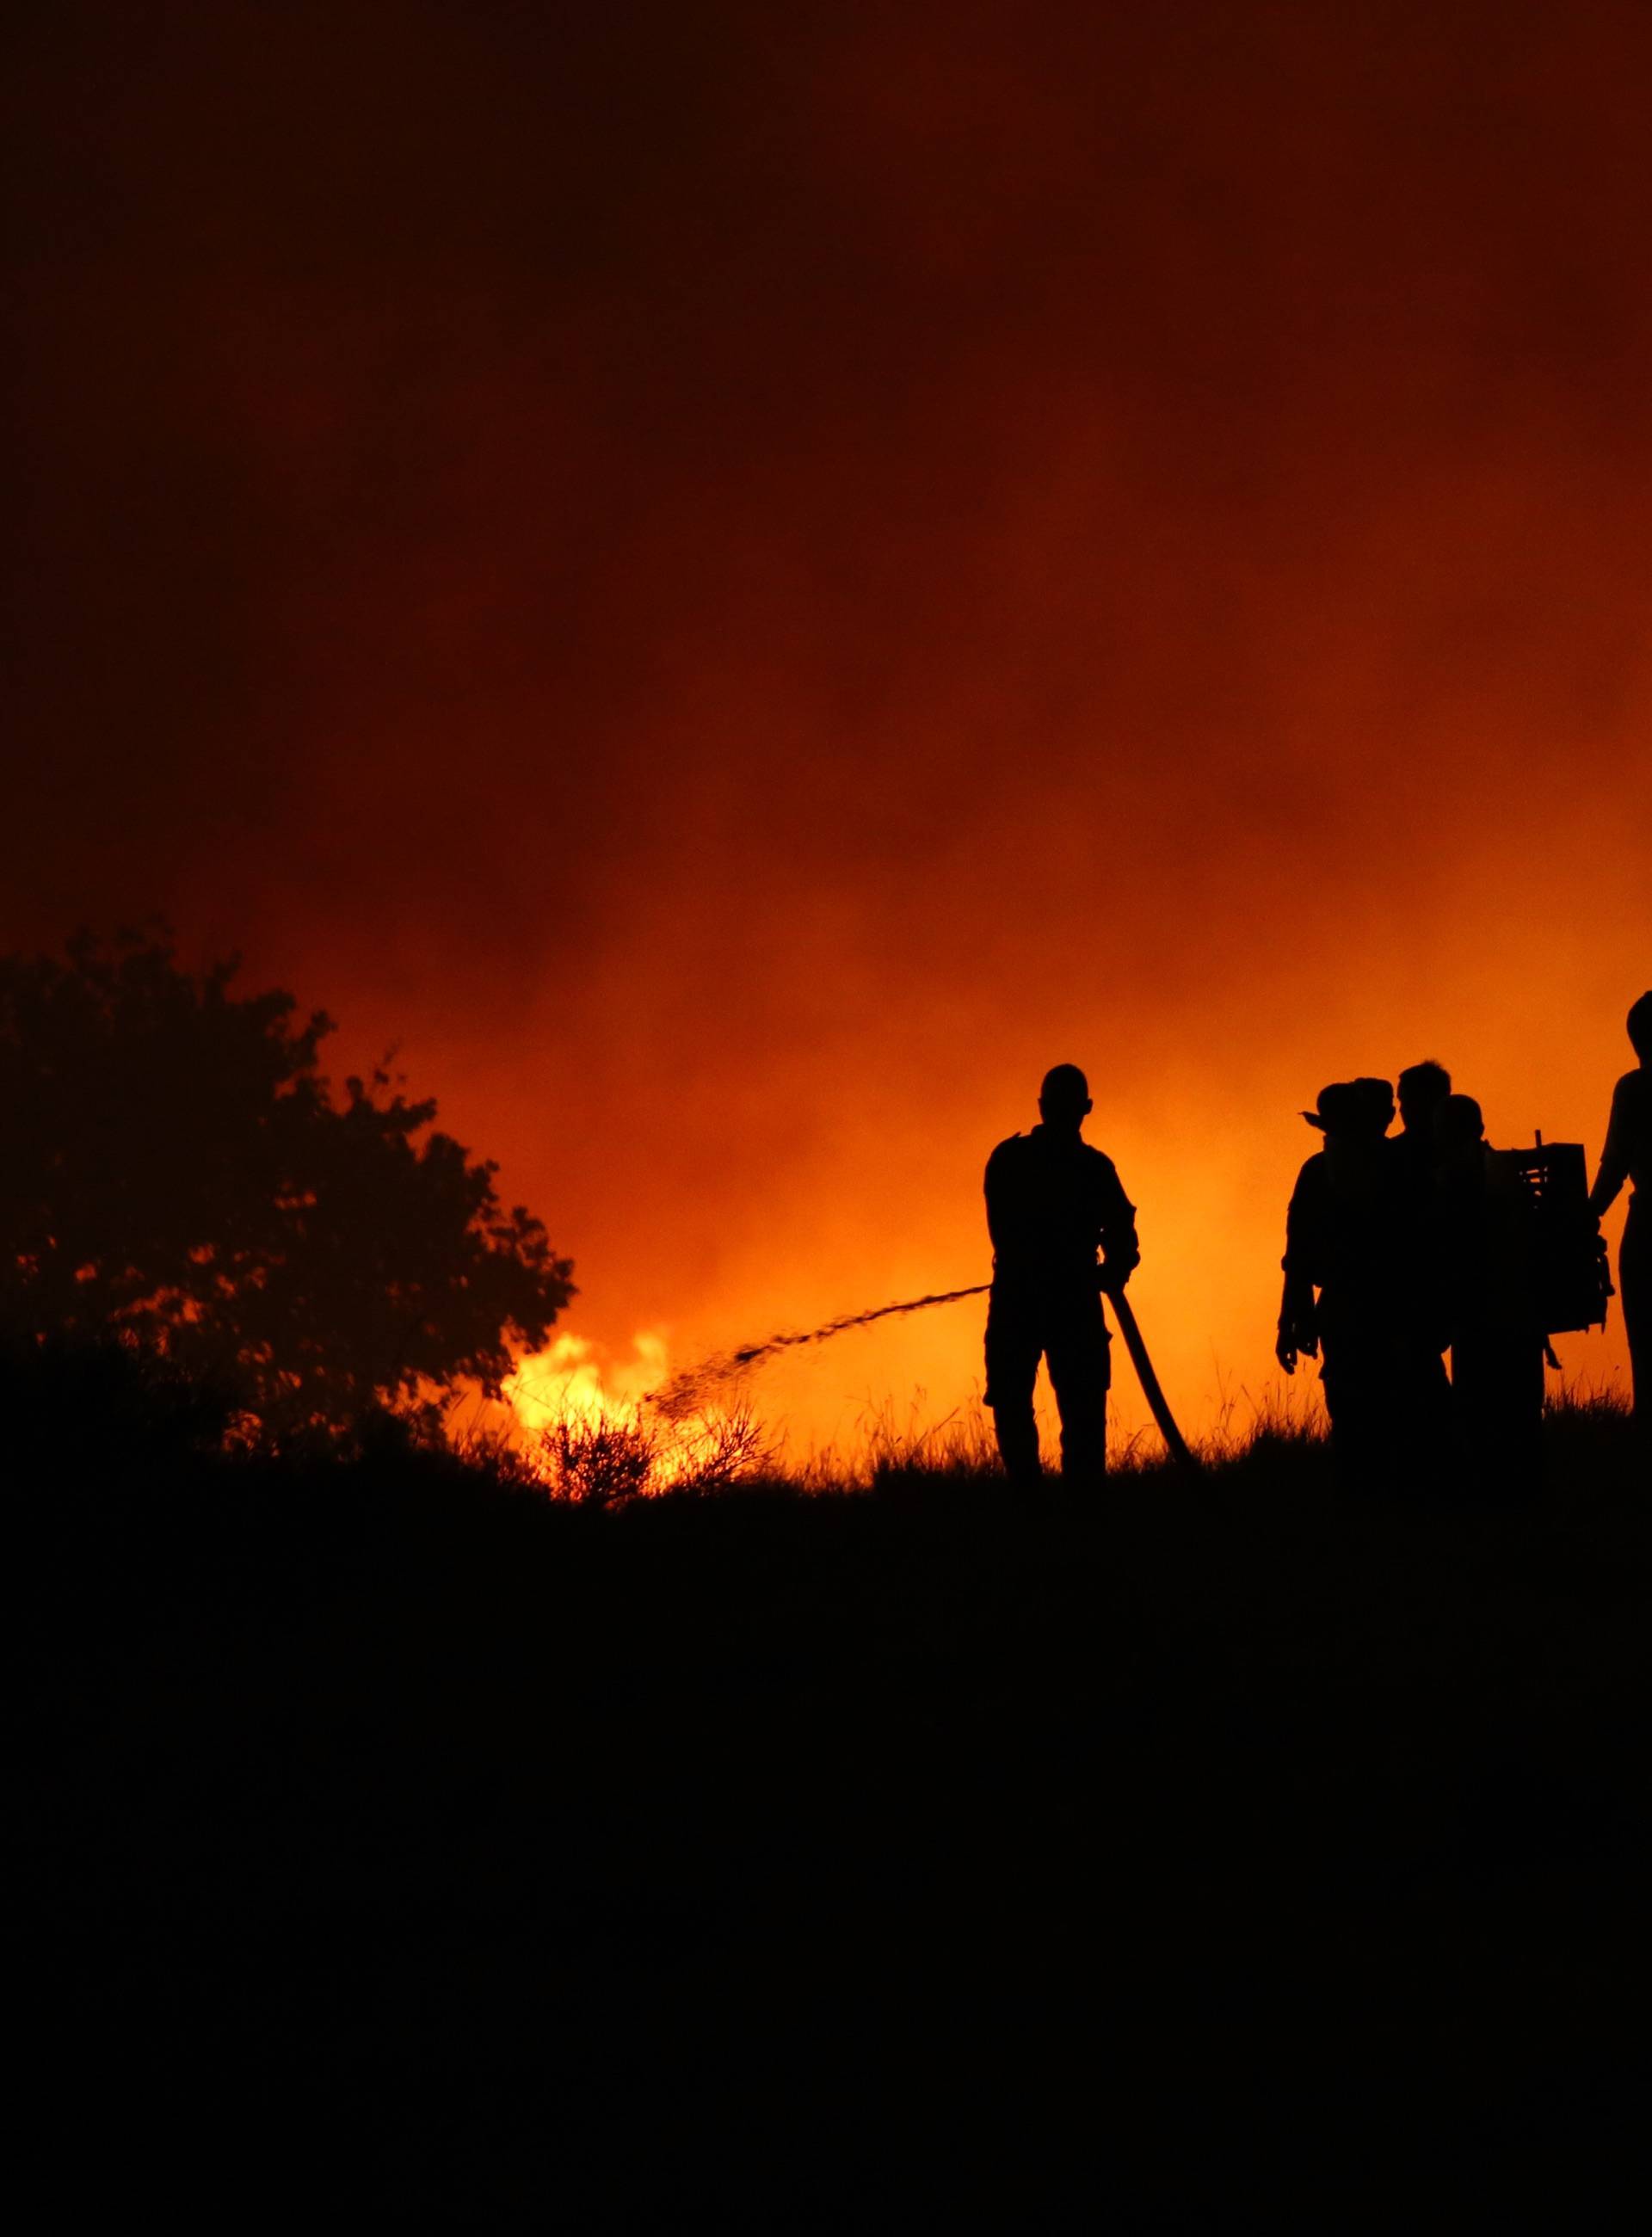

left=503, top=1332, right=672, bottom=1445
left=5, top=3, right=1649, bottom=1459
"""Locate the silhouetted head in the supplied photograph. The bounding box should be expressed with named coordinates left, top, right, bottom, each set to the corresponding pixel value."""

left=1397, top=1059, right=1452, bottom=1133
left=1628, top=992, right=1652, bottom=1063
left=1304, top=1077, right=1394, bottom=1143
left=1351, top=1076, right=1396, bottom=1137
left=1039, top=1063, right=1092, bottom=1136
left=1302, top=1082, right=1359, bottom=1137
left=1436, top=1091, right=1483, bottom=1139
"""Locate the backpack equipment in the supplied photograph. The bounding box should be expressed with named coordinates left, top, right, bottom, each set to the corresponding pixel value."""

left=1506, top=1135, right=1615, bottom=1338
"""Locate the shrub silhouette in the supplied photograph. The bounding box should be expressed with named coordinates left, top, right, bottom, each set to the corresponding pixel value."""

left=533, top=1395, right=777, bottom=1503
left=0, top=928, right=574, bottom=1442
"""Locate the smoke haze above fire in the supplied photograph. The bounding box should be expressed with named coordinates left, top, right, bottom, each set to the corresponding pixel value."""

left=5, top=1, right=1649, bottom=1443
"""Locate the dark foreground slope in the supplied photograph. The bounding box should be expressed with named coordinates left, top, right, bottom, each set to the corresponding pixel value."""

left=15, top=1409, right=1649, bottom=2232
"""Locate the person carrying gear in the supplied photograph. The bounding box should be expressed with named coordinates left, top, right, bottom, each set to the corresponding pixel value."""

left=1390, top=1058, right=1456, bottom=1452
left=983, top=1064, right=1139, bottom=1492
left=1588, top=990, right=1652, bottom=1433
left=1276, top=1077, right=1406, bottom=1490
left=1395, top=1059, right=1452, bottom=1189
left=1434, top=1093, right=1546, bottom=1499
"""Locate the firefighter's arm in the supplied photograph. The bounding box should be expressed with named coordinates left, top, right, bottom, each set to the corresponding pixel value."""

left=1275, top=1265, right=1318, bottom=1374
left=1097, top=1181, right=1140, bottom=1295
left=983, top=1148, right=1008, bottom=1255
left=1276, top=1162, right=1323, bottom=1370
left=1588, top=1077, right=1631, bottom=1218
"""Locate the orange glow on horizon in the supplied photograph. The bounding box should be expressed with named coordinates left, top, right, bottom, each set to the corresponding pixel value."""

left=420, top=753, right=1647, bottom=1470
left=463, top=898, right=1642, bottom=1477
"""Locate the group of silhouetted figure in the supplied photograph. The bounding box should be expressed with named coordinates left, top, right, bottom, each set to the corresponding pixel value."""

left=983, top=995, right=1649, bottom=1495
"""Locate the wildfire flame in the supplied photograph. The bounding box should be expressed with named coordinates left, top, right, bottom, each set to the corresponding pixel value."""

left=503, top=1329, right=671, bottom=1439
left=498, top=1330, right=765, bottom=1495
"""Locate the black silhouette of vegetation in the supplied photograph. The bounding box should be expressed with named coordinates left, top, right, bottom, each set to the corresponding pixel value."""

left=11, top=1370, right=1646, bottom=2231
left=0, top=929, right=573, bottom=1443
left=526, top=1393, right=775, bottom=1504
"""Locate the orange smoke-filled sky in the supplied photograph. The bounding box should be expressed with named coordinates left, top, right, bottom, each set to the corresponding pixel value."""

left=5, top=1, right=1649, bottom=1447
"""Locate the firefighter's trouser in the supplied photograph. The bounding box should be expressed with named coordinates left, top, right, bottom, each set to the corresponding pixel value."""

left=1623, top=1193, right=1649, bottom=1429
left=984, top=1287, right=1109, bottom=1486
left=1316, top=1291, right=1406, bottom=1492
left=1448, top=1322, right=1546, bottom=1496
left=1319, top=1333, right=1396, bottom=1492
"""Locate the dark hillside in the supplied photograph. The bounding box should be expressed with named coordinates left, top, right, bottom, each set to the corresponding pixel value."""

left=15, top=1400, right=1648, bottom=2231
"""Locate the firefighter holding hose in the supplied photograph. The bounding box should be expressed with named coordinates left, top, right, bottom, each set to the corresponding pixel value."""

left=1589, top=990, right=1652, bottom=1433
left=983, top=1063, right=1139, bottom=1492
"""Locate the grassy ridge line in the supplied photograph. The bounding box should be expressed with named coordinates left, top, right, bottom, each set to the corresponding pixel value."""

left=11, top=1379, right=1646, bottom=2229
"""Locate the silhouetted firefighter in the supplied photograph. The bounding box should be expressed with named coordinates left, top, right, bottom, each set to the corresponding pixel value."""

left=1395, top=1058, right=1452, bottom=1189
left=983, top=1064, right=1139, bottom=1490
left=1590, top=990, right=1652, bottom=1432
left=1277, top=1077, right=1412, bottom=1489
left=1391, top=1059, right=1457, bottom=1455
left=1433, top=1094, right=1546, bottom=1497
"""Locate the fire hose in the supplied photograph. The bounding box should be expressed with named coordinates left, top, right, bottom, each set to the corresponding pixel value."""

left=653, top=1278, right=1203, bottom=1478
left=1104, top=1286, right=1201, bottom=1474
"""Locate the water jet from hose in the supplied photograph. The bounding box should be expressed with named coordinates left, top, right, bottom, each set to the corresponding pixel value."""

left=646, top=1279, right=1203, bottom=1477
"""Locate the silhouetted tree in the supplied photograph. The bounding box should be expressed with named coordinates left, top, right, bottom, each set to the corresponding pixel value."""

left=0, top=929, right=574, bottom=1442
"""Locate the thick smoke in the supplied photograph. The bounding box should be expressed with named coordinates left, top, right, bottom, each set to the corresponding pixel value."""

left=4, top=4, right=1649, bottom=1445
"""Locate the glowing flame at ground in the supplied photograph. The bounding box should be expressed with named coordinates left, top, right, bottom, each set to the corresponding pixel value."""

left=496, top=1330, right=770, bottom=1498
left=504, top=1330, right=671, bottom=1438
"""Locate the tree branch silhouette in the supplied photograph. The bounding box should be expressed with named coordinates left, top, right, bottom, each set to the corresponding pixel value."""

left=0, top=927, right=575, bottom=1442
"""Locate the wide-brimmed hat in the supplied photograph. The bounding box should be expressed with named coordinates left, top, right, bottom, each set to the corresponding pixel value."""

left=1300, top=1082, right=1358, bottom=1134
left=1301, top=1076, right=1394, bottom=1137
